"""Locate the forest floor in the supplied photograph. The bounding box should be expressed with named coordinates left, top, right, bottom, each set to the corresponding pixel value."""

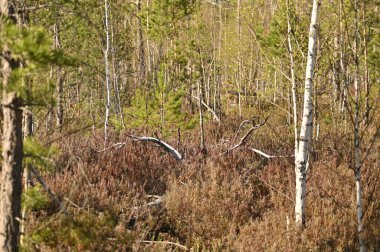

left=24, top=115, right=380, bottom=251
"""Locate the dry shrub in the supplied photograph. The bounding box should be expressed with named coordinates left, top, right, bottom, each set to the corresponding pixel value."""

left=165, top=159, right=269, bottom=248
left=27, top=116, right=380, bottom=251
left=46, top=131, right=182, bottom=213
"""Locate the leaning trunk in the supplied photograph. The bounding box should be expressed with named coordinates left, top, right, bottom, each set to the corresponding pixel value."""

left=294, top=0, right=319, bottom=228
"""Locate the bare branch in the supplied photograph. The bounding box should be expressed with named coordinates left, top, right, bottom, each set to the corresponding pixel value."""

left=248, top=147, right=294, bottom=159
left=128, top=135, right=183, bottom=160
left=30, top=167, right=62, bottom=208
left=226, top=116, right=269, bottom=153
left=97, top=142, right=127, bottom=152
left=191, top=95, right=220, bottom=122
left=140, top=240, right=188, bottom=251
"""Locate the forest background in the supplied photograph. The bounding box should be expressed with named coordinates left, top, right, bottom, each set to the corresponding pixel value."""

left=0, top=0, right=380, bottom=251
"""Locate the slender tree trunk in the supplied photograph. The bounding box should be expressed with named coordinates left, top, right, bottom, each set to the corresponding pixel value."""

left=363, top=21, right=370, bottom=126
left=20, top=109, right=33, bottom=246
left=353, top=0, right=365, bottom=250
left=237, top=0, right=242, bottom=117
left=287, top=0, right=298, bottom=157
left=54, top=23, right=64, bottom=132
left=339, top=0, right=347, bottom=116
left=110, top=15, right=125, bottom=127
left=294, top=0, right=319, bottom=228
left=198, top=78, right=205, bottom=151
left=0, top=2, right=23, bottom=251
left=217, top=3, right=222, bottom=120
left=103, top=0, right=111, bottom=144
left=137, top=0, right=146, bottom=85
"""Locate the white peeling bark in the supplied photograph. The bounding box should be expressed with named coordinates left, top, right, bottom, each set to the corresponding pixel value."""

left=287, top=0, right=298, bottom=157
left=353, top=0, right=365, bottom=250
left=294, top=0, right=319, bottom=227
left=104, top=0, right=111, bottom=144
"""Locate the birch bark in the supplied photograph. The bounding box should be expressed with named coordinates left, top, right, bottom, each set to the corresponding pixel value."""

left=287, top=0, right=298, bottom=157
left=353, top=0, right=365, bottom=250
left=294, top=0, right=319, bottom=227
left=103, top=0, right=111, bottom=144
left=54, top=23, right=64, bottom=131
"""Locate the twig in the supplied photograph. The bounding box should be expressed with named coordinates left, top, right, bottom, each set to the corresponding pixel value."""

left=97, top=142, right=127, bottom=152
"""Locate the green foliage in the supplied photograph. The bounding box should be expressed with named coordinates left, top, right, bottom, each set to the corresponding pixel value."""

left=126, top=64, right=196, bottom=136
left=23, top=138, right=59, bottom=172
left=0, top=22, right=77, bottom=104
left=140, top=0, right=196, bottom=40
left=22, top=185, right=50, bottom=211
left=24, top=212, right=127, bottom=251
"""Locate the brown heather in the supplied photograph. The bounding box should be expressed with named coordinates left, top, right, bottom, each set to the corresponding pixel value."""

left=24, top=116, right=380, bottom=251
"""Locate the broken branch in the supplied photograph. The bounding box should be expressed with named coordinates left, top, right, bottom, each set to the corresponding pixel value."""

left=128, top=135, right=183, bottom=160
left=226, top=116, right=269, bottom=153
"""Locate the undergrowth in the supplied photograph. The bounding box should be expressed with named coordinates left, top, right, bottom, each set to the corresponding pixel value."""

left=23, top=115, right=380, bottom=251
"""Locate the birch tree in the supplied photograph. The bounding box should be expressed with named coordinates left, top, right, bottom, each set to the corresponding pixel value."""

left=294, top=0, right=319, bottom=227
left=353, top=0, right=365, bottom=250
left=287, top=0, right=298, bottom=157
left=103, top=0, right=111, bottom=144
left=0, top=1, right=23, bottom=250
left=54, top=23, right=64, bottom=131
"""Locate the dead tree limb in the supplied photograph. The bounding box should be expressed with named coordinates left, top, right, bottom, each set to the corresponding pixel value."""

left=191, top=94, right=220, bottom=122
left=97, top=142, right=127, bottom=152
left=128, top=135, right=183, bottom=160
left=226, top=116, right=269, bottom=153
left=248, top=148, right=294, bottom=159
left=140, top=240, right=188, bottom=251
left=231, top=116, right=259, bottom=144
left=30, top=167, right=62, bottom=208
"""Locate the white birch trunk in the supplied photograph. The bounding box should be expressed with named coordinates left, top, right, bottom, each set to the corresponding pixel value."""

left=294, top=0, right=319, bottom=227
left=104, top=0, right=111, bottom=144
left=237, top=0, right=242, bottom=118
left=198, top=79, right=205, bottom=151
left=110, top=15, right=125, bottom=127
left=54, top=23, right=64, bottom=131
left=287, top=0, right=298, bottom=157
left=353, top=0, right=365, bottom=250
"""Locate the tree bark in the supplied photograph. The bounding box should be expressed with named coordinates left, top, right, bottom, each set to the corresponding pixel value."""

left=237, top=0, right=242, bottom=117
left=353, top=0, right=365, bottom=250
left=137, top=0, right=146, bottom=85
left=0, top=1, right=24, bottom=251
left=20, top=109, right=33, bottom=246
left=287, top=0, right=298, bottom=157
left=198, top=79, right=205, bottom=152
left=294, top=0, right=319, bottom=228
left=103, top=0, right=111, bottom=145
left=54, top=23, right=64, bottom=131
